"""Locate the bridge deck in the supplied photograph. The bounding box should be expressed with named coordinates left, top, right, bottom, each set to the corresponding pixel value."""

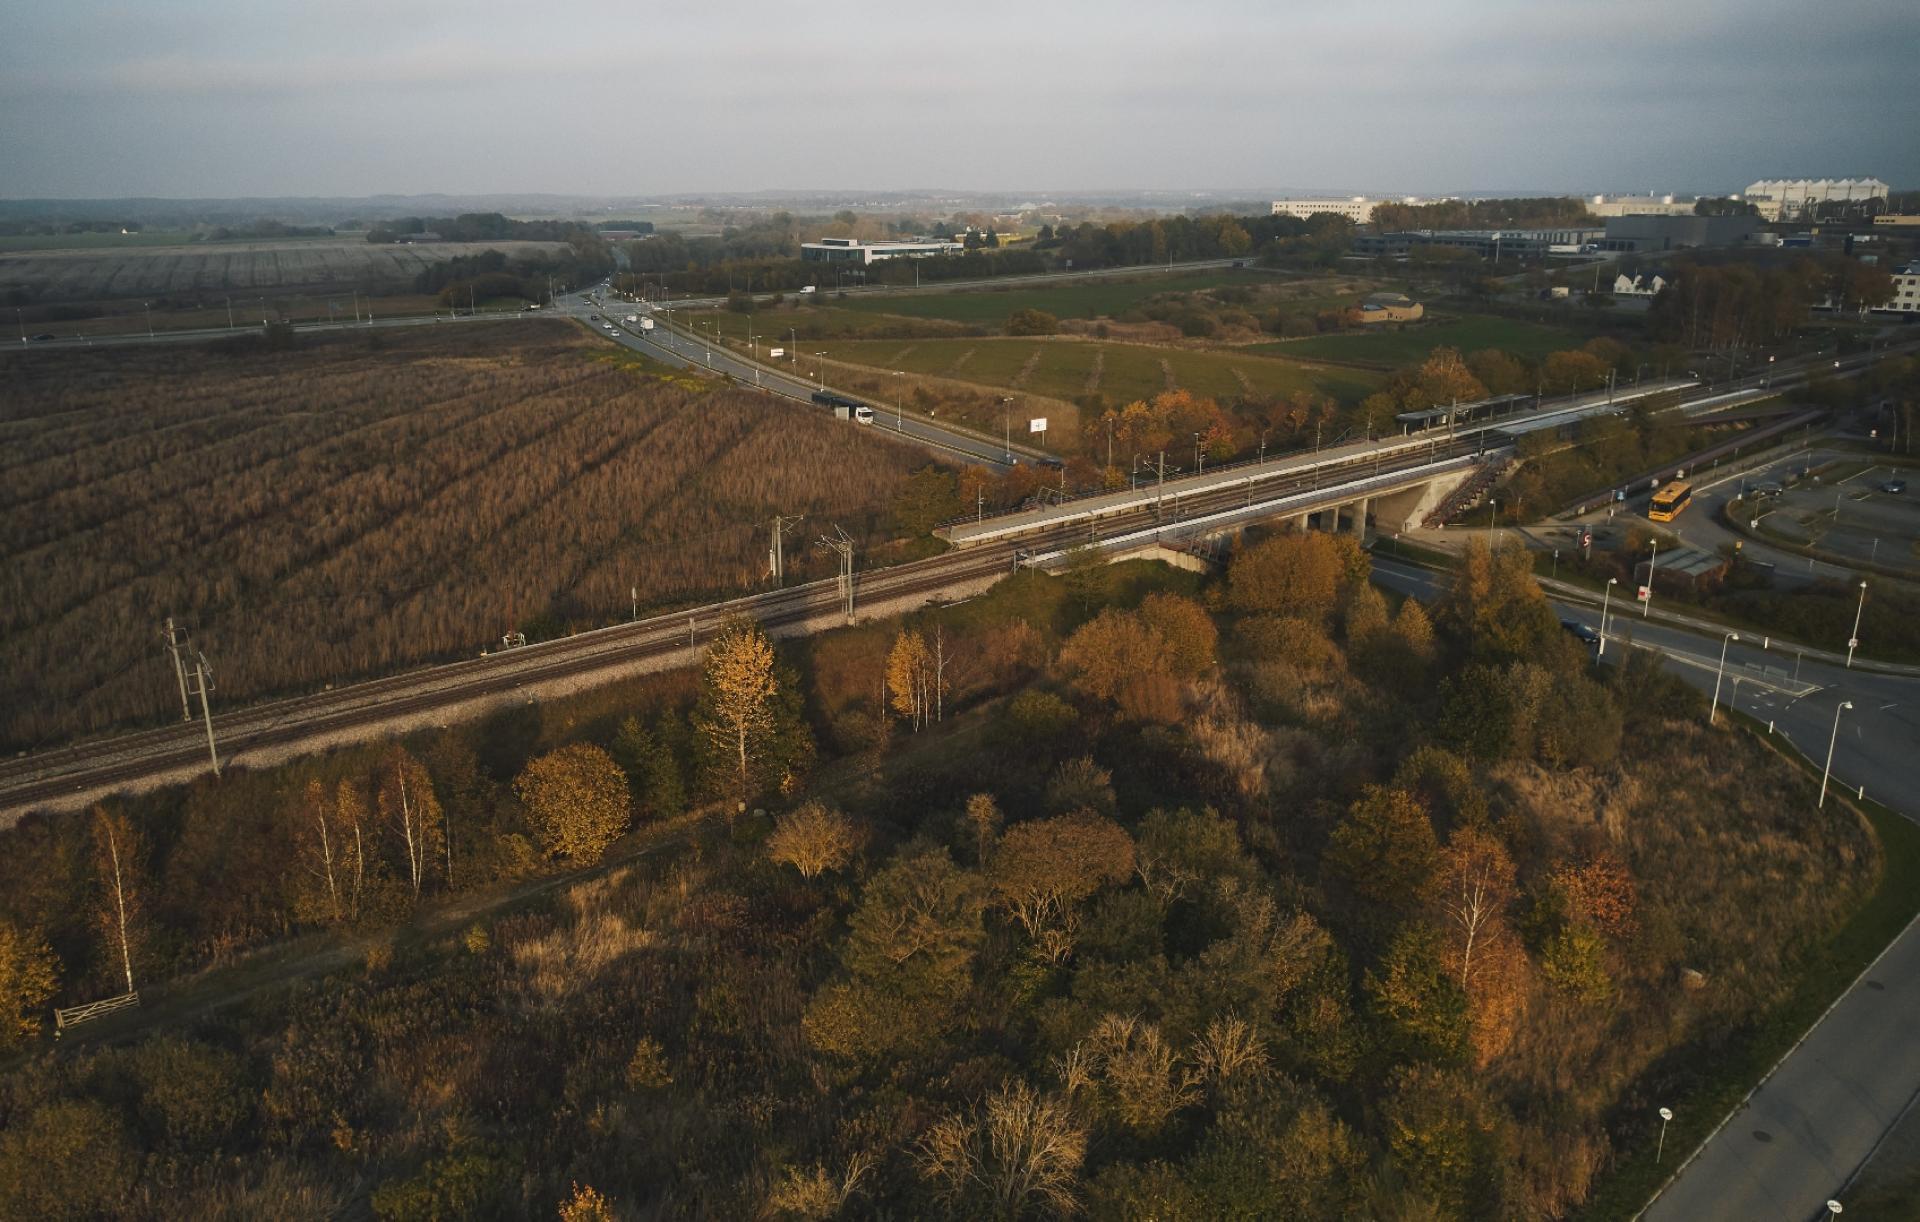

left=940, top=379, right=1695, bottom=548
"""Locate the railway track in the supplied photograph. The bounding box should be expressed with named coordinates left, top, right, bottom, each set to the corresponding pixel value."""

left=8, top=342, right=1907, bottom=817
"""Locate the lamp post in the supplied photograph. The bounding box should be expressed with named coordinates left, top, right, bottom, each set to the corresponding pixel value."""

left=1826, top=1200, right=1843, bottom=1219
left=1002, top=396, right=1014, bottom=461
left=813, top=351, right=827, bottom=386
left=1642, top=538, right=1658, bottom=618
left=893, top=371, right=904, bottom=431
left=1600, top=578, right=1618, bottom=656
left=1656, top=1107, right=1673, bottom=1163
left=1847, top=580, right=1867, bottom=668
left=143, top=300, right=154, bottom=338
left=1709, top=632, right=1739, bottom=725
left=1820, top=701, right=1853, bottom=807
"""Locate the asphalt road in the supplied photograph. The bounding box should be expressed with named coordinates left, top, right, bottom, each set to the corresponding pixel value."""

left=560, top=288, right=1020, bottom=469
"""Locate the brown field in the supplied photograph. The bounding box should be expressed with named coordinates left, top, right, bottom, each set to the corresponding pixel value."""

left=0, top=239, right=568, bottom=303
left=0, top=321, right=922, bottom=748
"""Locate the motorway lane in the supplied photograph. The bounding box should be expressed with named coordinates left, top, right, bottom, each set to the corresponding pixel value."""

left=563, top=292, right=1018, bottom=470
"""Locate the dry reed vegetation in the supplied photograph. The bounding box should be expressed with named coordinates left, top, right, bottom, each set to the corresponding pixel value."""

left=0, top=322, right=920, bottom=747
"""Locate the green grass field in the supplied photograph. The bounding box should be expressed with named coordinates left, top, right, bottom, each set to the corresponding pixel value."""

left=1254, top=314, right=1589, bottom=365
left=834, top=270, right=1258, bottom=325
left=813, top=335, right=1381, bottom=406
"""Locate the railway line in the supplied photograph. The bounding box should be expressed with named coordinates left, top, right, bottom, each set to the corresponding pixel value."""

left=5, top=341, right=1908, bottom=819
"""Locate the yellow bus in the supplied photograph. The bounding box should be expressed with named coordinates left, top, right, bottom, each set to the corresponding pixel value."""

left=1648, top=480, right=1692, bottom=522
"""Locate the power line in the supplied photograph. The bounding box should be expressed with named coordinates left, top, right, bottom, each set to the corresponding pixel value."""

left=814, top=526, right=856, bottom=625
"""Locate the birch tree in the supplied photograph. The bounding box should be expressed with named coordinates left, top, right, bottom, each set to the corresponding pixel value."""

left=377, top=748, right=444, bottom=900
left=90, top=809, right=143, bottom=994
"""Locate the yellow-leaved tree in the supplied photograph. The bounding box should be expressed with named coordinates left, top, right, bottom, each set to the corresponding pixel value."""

left=513, top=744, right=630, bottom=864
left=696, top=618, right=780, bottom=798
left=0, top=921, right=59, bottom=1048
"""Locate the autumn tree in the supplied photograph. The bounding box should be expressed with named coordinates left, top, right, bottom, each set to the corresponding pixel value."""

left=1134, top=807, right=1251, bottom=905
left=0, top=921, right=58, bottom=1048
left=963, top=793, right=1004, bottom=864
left=377, top=748, right=444, bottom=900
left=295, top=779, right=345, bottom=924
left=1440, top=538, right=1561, bottom=664
left=513, top=743, right=630, bottom=864
left=1381, top=1064, right=1512, bottom=1218
left=1542, top=349, right=1609, bottom=394
left=1138, top=592, right=1217, bottom=676
left=887, top=626, right=948, bottom=730
left=1044, top=755, right=1116, bottom=816
left=805, top=850, right=985, bottom=1059
left=1551, top=854, right=1639, bottom=938
left=916, top=1080, right=1088, bottom=1218
left=765, top=801, right=858, bottom=879
left=1326, top=787, right=1439, bottom=908
left=694, top=617, right=811, bottom=798
left=91, top=808, right=143, bottom=994
left=989, top=812, right=1136, bottom=944
left=1061, top=1014, right=1201, bottom=1137
left=1365, top=925, right=1470, bottom=1065
left=1434, top=827, right=1528, bottom=1065
left=557, top=1182, right=617, bottom=1222
left=1227, top=530, right=1369, bottom=623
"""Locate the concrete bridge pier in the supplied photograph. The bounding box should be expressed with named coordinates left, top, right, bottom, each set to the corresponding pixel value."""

left=1349, top=496, right=1370, bottom=538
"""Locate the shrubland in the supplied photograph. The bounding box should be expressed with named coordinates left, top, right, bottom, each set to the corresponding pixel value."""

left=0, top=537, right=1879, bottom=1220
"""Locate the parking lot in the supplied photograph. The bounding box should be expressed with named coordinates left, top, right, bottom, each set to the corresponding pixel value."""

left=1741, top=461, right=1919, bottom=574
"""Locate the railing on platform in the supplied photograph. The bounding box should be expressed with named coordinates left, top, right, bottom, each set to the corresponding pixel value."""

left=54, top=991, right=139, bottom=1035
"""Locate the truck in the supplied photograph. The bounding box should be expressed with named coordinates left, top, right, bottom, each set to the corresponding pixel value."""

left=812, top=390, right=870, bottom=422
left=624, top=314, right=639, bottom=324
left=639, top=317, right=655, bottom=332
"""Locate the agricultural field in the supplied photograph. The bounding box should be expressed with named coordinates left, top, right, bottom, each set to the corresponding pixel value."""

left=1255, top=313, right=1590, bottom=366
left=835, top=269, right=1255, bottom=325
left=0, top=238, right=568, bottom=303
left=0, top=321, right=922, bottom=748
left=0, top=230, right=213, bottom=251
left=814, top=335, right=1382, bottom=409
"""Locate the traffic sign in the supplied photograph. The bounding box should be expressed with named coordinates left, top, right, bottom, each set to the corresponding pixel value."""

left=1849, top=638, right=1859, bottom=649
left=1638, top=585, right=1650, bottom=601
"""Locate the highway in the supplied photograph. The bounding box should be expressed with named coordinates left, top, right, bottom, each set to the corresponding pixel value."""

left=558, top=286, right=1023, bottom=469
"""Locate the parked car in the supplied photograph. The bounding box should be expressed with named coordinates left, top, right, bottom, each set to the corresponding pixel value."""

left=29, top=333, right=55, bottom=341
left=1884, top=479, right=1907, bottom=495
left=1560, top=619, right=1601, bottom=646
left=1753, top=482, right=1783, bottom=497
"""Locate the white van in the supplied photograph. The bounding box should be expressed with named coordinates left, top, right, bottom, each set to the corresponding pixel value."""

left=853, top=406, right=874, bottom=425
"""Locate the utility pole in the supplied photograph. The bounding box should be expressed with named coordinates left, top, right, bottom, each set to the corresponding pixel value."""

left=816, top=527, right=856, bottom=624
left=1642, top=539, right=1658, bottom=617
left=188, top=651, right=219, bottom=776
left=160, top=617, right=192, bottom=722
left=768, top=514, right=801, bottom=586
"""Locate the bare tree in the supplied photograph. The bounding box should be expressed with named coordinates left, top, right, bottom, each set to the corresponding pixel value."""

left=90, top=808, right=143, bottom=994
left=917, top=1080, right=1087, bottom=1216
left=298, top=780, right=343, bottom=923
left=378, top=749, right=444, bottom=900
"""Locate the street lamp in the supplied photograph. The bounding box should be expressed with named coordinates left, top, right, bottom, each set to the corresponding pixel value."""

left=1847, top=580, right=1867, bottom=669
left=1600, top=577, right=1618, bottom=656
left=1642, top=538, right=1658, bottom=618
left=1820, top=701, right=1853, bottom=808
left=1657, top=1107, right=1674, bottom=1163
left=893, top=370, right=904, bottom=431
left=1002, top=396, right=1014, bottom=461
left=1826, top=1200, right=1843, bottom=1219
left=1709, top=632, right=1739, bottom=725
left=813, top=351, right=827, bottom=385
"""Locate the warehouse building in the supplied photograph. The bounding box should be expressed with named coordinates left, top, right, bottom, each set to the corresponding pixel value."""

left=800, top=237, right=966, bottom=264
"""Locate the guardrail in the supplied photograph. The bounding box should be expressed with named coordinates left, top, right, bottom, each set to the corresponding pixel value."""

left=55, top=991, right=139, bottom=1034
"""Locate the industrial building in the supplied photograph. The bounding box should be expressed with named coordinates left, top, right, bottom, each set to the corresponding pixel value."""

left=1598, top=214, right=1761, bottom=252
left=1351, top=227, right=1604, bottom=260
left=1742, top=178, right=1889, bottom=221
left=799, top=237, right=966, bottom=264
left=1357, top=291, right=1423, bottom=323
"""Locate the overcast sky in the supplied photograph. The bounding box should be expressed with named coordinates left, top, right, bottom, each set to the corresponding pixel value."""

left=2, top=0, right=1913, bottom=200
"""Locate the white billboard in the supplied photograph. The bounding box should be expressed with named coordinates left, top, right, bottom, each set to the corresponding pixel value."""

left=1029, top=417, right=1048, bottom=433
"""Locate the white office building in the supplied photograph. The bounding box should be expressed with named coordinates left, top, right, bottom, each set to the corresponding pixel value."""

left=1271, top=197, right=1386, bottom=223
left=1742, top=178, right=1890, bottom=221
left=799, top=237, right=966, bottom=264
left=1879, top=264, right=1920, bottom=315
